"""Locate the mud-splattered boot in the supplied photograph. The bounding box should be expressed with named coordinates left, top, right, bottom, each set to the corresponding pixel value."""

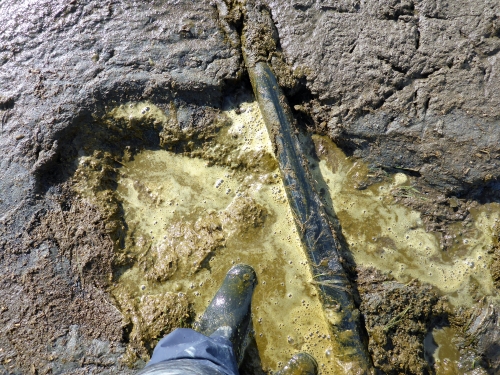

left=275, top=352, right=318, bottom=375
left=194, top=264, right=257, bottom=363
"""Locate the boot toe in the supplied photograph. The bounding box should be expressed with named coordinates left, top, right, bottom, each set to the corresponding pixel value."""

left=195, top=264, right=256, bottom=337
left=277, top=352, right=318, bottom=375
left=227, top=264, right=257, bottom=287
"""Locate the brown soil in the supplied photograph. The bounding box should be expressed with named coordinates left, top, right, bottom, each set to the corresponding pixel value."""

left=2, top=1, right=500, bottom=372
left=357, top=267, right=449, bottom=375
left=0, top=190, right=125, bottom=373
left=118, top=292, right=192, bottom=366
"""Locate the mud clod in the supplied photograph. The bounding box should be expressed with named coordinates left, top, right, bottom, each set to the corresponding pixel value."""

left=222, top=196, right=268, bottom=233
left=147, top=211, right=225, bottom=281
left=119, top=292, right=192, bottom=366
left=358, top=267, right=449, bottom=374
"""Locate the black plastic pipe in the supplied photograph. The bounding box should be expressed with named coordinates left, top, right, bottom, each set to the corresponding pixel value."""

left=243, top=59, right=373, bottom=373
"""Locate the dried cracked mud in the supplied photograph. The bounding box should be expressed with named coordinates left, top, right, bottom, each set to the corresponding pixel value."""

left=1, top=0, right=500, bottom=374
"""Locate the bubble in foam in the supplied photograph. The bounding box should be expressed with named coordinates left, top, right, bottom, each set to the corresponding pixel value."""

left=215, top=179, right=224, bottom=188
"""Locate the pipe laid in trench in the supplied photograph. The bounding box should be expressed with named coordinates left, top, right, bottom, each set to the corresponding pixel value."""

left=242, top=28, right=373, bottom=375
left=246, top=59, right=373, bottom=374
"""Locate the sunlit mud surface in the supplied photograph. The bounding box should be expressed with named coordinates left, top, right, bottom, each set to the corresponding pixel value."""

left=111, top=102, right=345, bottom=374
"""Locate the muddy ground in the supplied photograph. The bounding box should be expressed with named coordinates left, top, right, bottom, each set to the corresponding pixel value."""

left=1, top=0, right=500, bottom=374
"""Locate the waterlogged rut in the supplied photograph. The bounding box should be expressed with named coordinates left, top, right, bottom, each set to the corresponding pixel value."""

left=107, top=100, right=346, bottom=373
left=71, top=96, right=500, bottom=374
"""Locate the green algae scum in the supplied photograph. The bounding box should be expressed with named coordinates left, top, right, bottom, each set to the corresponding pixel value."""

left=70, top=98, right=500, bottom=374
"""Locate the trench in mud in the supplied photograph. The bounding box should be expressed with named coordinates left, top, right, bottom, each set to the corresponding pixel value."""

left=70, top=94, right=500, bottom=374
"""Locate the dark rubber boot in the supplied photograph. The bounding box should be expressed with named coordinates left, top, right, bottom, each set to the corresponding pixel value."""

left=275, top=353, right=318, bottom=375
left=194, top=264, right=257, bottom=363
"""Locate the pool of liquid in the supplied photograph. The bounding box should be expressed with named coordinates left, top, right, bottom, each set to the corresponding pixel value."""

left=75, top=98, right=500, bottom=374
left=111, top=101, right=348, bottom=374
left=424, top=326, right=463, bottom=374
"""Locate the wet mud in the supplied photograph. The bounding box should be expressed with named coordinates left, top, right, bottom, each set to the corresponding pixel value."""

left=357, top=267, right=448, bottom=375
left=308, top=134, right=500, bottom=374
left=262, top=0, right=500, bottom=195
left=9, top=90, right=496, bottom=374
left=94, top=99, right=351, bottom=374
left=1, top=0, right=500, bottom=374
left=1, top=192, right=125, bottom=374
left=310, top=135, right=499, bottom=308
